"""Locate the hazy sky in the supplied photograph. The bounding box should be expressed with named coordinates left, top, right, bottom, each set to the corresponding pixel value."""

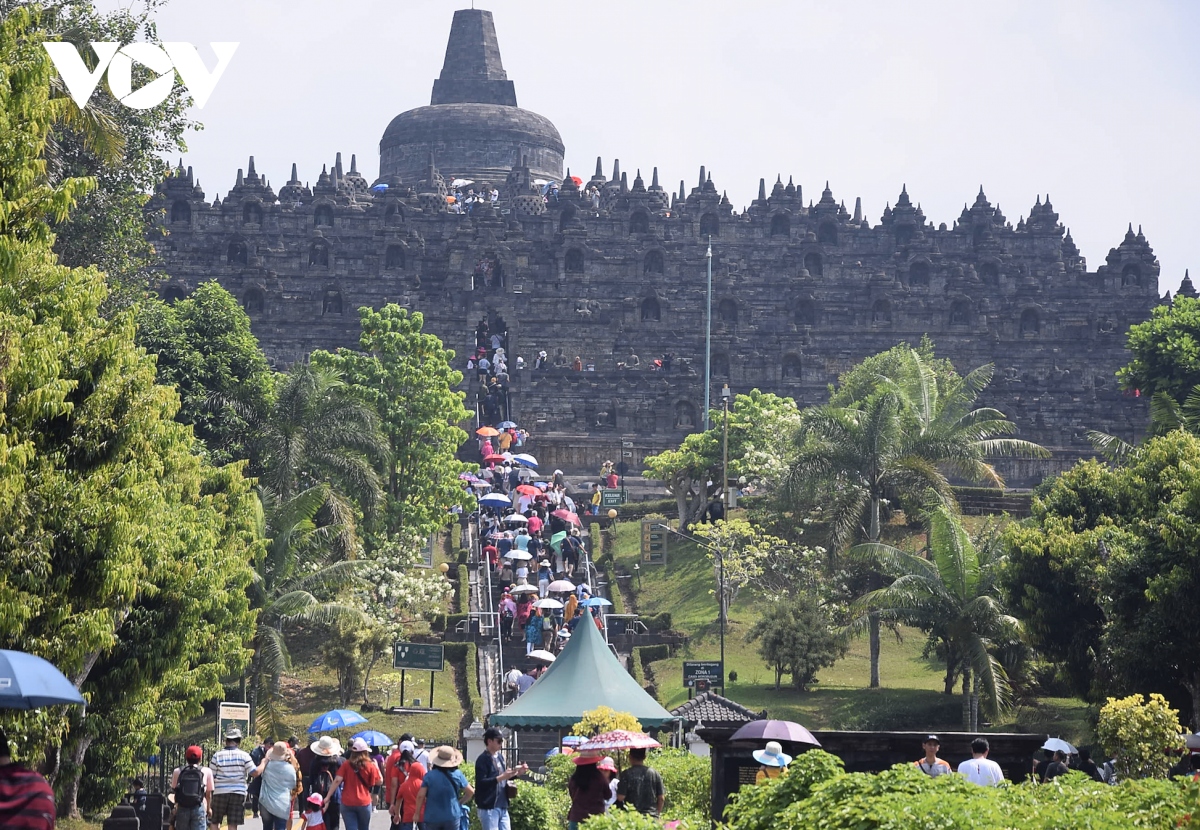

left=100, top=0, right=1200, bottom=294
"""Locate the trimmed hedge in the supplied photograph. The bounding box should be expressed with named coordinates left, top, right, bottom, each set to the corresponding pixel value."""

left=637, top=643, right=670, bottom=663
left=429, top=612, right=469, bottom=632
left=457, top=564, right=470, bottom=614
left=642, top=612, right=673, bottom=632
left=443, top=641, right=482, bottom=727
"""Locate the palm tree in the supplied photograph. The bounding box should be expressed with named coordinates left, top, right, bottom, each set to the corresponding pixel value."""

left=246, top=485, right=368, bottom=739
left=853, top=503, right=1019, bottom=730
left=785, top=348, right=1046, bottom=687
left=259, top=362, right=390, bottom=517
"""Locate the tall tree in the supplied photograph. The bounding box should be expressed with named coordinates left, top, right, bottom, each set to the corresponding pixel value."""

left=746, top=596, right=847, bottom=691
left=855, top=503, right=1019, bottom=729
left=136, top=281, right=274, bottom=468
left=643, top=390, right=801, bottom=528
left=1117, top=295, right=1200, bottom=406
left=312, top=304, right=473, bottom=538
left=786, top=346, right=1046, bottom=687
left=0, top=12, right=257, bottom=816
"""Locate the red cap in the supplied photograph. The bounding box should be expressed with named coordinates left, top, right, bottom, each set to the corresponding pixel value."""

left=185, top=746, right=203, bottom=762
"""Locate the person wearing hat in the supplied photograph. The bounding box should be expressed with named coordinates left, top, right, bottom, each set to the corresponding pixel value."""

left=308, top=735, right=345, bottom=830
left=325, top=737, right=382, bottom=830
left=301, top=793, right=327, bottom=829
left=914, top=735, right=952, bottom=777
left=415, top=746, right=474, bottom=830
left=567, top=755, right=611, bottom=829
left=255, top=742, right=299, bottom=830
left=209, top=727, right=257, bottom=830
left=537, top=559, right=552, bottom=599
left=393, top=750, right=427, bottom=830
left=596, top=757, right=619, bottom=810
left=752, top=741, right=792, bottom=785
left=474, top=728, right=528, bottom=830
left=169, top=745, right=214, bottom=830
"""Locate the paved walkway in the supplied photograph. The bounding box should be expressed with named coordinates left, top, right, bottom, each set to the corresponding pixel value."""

left=236, top=807, right=393, bottom=830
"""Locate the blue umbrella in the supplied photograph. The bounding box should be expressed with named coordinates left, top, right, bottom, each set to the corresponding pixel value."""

left=0, top=650, right=85, bottom=710
left=352, top=729, right=393, bottom=747
left=498, top=421, right=517, bottom=429
left=479, top=493, right=511, bottom=508
left=512, top=453, right=538, bottom=469
left=308, top=709, right=368, bottom=733
left=371, top=183, right=389, bottom=192
left=582, top=597, right=612, bottom=607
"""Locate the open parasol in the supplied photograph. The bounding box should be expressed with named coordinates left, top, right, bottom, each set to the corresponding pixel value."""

left=577, top=730, right=661, bottom=752
left=476, top=426, right=500, bottom=437
left=730, top=719, right=821, bottom=747
left=548, top=579, right=576, bottom=593
left=527, top=649, right=557, bottom=663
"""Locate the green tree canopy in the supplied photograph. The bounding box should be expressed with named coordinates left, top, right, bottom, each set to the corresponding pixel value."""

left=1004, top=430, right=1200, bottom=728
left=312, top=304, right=473, bottom=538
left=1117, top=294, right=1200, bottom=405
left=135, top=281, right=274, bottom=467
left=643, top=390, right=800, bottom=527
left=746, top=596, right=847, bottom=691
left=0, top=12, right=258, bottom=816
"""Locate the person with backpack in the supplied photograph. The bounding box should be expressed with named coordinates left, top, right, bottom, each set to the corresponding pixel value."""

left=392, top=751, right=426, bottom=830
left=309, top=736, right=345, bottom=830
left=324, top=737, right=382, bottom=830
left=170, top=745, right=214, bottom=830
left=255, top=742, right=299, bottom=830
left=415, top=746, right=474, bottom=830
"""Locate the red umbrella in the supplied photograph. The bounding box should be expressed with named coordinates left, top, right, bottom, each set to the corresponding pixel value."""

left=577, top=730, right=661, bottom=752
left=515, top=484, right=539, bottom=496
left=484, top=453, right=507, bottom=463
left=553, top=509, right=582, bottom=526
left=569, top=175, right=583, bottom=186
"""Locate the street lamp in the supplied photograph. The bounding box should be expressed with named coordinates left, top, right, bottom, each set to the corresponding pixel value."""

left=721, top=384, right=731, bottom=511
left=704, top=236, right=713, bottom=431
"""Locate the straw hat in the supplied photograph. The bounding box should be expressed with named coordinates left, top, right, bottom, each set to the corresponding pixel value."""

left=310, top=735, right=344, bottom=757
left=430, top=745, right=464, bottom=768
left=752, top=741, right=792, bottom=768
left=266, top=741, right=292, bottom=762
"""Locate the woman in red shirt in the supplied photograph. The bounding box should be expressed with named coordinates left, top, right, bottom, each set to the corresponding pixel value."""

left=324, top=738, right=381, bottom=830
left=393, top=757, right=426, bottom=830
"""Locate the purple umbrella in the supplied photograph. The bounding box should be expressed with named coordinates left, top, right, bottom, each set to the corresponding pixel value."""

left=730, top=719, right=821, bottom=747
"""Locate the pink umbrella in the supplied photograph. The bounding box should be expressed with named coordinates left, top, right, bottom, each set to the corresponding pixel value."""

left=577, top=730, right=661, bottom=752
left=552, top=509, right=582, bottom=526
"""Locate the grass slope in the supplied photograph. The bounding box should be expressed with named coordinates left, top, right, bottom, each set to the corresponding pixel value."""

left=612, top=515, right=1091, bottom=743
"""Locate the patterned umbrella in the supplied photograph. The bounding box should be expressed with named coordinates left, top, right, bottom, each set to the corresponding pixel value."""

left=577, top=730, right=661, bottom=752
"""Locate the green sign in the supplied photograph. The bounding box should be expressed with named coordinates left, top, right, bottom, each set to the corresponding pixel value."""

left=393, top=642, right=445, bottom=671
left=683, top=661, right=723, bottom=687
left=218, top=701, right=251, bottom=742
left=600, top=488, right=626, bottom=507
left=641, top=519, right=667, bottom=565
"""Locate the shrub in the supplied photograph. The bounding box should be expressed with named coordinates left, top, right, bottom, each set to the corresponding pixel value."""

left=642, top=613, right=673, bottom=632
left=443, top=642, right=481, bottom=725
left=724, top=749, right=844, bottom=830
left=1096, top=693, right=1185, bottom=780
left=579, top=811, right=682, bottom=830
left=651, top=748, right=710, bottom=824
left=572, top=706, right=642, bottom=737
left=457, top=564, right=470, bottom=613
left=509, top=778, right=569, bottom=830
left=637, top=644, right=670, bottom=663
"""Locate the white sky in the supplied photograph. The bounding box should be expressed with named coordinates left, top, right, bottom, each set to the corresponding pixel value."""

left=102, top=0, right=1200, bottom=294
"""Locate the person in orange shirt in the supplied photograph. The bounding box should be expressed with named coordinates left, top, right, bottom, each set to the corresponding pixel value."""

left=324, top=738, right=382, bottom=830
left=392, top=753, right=426, bottom=830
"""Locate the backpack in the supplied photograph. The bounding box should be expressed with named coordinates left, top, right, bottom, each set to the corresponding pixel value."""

left=176, top=764, right=205, bottom=809
left=312, top=763, right=338, bottom=802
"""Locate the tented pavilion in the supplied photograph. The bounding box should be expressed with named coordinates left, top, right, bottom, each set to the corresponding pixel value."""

left=489, top=609, right=676, bottom=730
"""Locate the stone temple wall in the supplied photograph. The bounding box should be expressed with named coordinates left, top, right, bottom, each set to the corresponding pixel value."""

left=150, top=161, right=1158, bottom=486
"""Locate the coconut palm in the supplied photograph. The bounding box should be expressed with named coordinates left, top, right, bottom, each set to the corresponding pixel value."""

left=785, top=348, right=1047, bottom=687
left=853, top=503, right=1019, bottom=730
left=246, top=484, right=368, bottom=738
left=259, top=361, right=390, bottom=516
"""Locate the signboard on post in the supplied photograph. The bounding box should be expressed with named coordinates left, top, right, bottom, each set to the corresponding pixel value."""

left=417, top=534, right=435, bottom=568
left=683, top=660, right=723, bottom=688
left=641, top=519, right=667, bottom=565
left=601, top=488, right=626, bottom=507
left=393, top=642, right=445, bottom=672
left=218, top=701, right=251, bottom=742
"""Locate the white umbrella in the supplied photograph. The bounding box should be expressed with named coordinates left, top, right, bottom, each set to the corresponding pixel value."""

left=532, top=179, right=550, bottom=186
left=503, top=514, right=529, bottom=524
left=534, top=598, right=564, bottom=609
left=1041, top=737, right=1077, bottom=754
left=527, top=649, right=556, bottom=663
left=548, top=579, right=576, bottom=593
left=451, top=178, right=474, bottom=188
left=510, top=584, right=539, bottom=595
left=504, top=550, right=533, bottom=561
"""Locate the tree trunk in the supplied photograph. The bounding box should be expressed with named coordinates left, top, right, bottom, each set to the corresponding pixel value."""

left=775, top=666, right=782, bottom=690
left=961, top=667, right=972, bottom=729
left=970, top=671, right=981, bottom=732
left=867, top=494, right=882, bottom=688
left=57, top=733, right=93, bottom=819
left=1188, top=672, right=1200, bottom=732
left=943, top=647, right=956, bottom=695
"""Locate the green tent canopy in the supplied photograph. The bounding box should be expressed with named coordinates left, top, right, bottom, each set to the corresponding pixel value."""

left=488, top=608, right=678, bottom=729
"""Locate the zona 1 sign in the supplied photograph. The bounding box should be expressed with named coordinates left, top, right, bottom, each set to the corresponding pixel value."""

left=683, top=660, right=723, bottom=688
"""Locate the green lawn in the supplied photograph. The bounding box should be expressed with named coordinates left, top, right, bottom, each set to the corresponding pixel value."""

left=610, top=514, right=1093, bottom=744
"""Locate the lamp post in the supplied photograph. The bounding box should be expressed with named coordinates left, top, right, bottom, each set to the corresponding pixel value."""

left=704, top=235, right=713, bottom=430
left=654, top=522, right=727, bottom=692
left=721, top=384, right=731, bottom=510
